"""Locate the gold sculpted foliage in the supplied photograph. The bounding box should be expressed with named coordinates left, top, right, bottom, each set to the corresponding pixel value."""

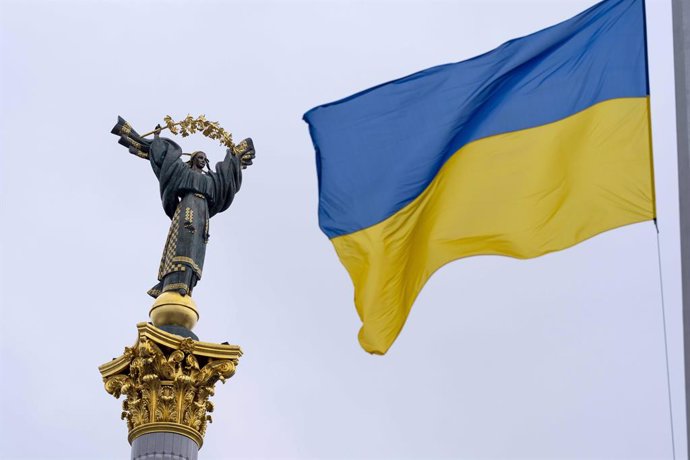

left=100, top=326, right=240, bottom=448
left=162, top=115, right=234, bottom=149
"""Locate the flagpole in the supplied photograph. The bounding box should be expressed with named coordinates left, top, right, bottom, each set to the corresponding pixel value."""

left=672, top=0, right=690, bottom=458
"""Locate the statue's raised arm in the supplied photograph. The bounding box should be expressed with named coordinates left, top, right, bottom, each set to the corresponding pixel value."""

left=111, top=116, right=153, bottom=159
left=111, top=116, right=254, bottom=301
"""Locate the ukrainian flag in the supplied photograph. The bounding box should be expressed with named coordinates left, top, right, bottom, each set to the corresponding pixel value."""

left=304, top=0, right=655, bottom=354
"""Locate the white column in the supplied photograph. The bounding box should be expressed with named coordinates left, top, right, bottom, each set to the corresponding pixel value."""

left=131, top=432, right=199, bottom=460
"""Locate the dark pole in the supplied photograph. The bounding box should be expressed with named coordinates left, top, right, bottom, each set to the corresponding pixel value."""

left=672, top=0, right=690, bottom=457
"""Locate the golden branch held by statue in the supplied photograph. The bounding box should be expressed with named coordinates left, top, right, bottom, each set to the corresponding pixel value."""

left=112, top=115, right=255, bottom=167
left=141, top=115, right=235, bottom=149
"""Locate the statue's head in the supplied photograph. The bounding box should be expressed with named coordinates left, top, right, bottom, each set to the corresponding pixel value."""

left=188, top=151, right=209, bottom=171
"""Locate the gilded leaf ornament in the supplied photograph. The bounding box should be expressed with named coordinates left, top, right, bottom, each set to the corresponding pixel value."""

left=153, top=114, right=235, bottom=149
left=99, top=323, right=241, bottom=448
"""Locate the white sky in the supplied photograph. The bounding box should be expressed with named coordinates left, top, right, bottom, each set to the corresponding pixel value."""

left=0, top=0, right=683, bottom=459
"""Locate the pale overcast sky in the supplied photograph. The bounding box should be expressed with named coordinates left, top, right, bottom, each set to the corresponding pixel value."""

left=0, top=0, right=684, bottom=459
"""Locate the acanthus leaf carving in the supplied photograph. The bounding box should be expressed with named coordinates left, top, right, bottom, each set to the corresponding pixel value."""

left=101, top=330, right=238, bottom=447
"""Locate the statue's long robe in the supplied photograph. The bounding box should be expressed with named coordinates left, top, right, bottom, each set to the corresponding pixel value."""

left=147, top=138, right=242, bottom=297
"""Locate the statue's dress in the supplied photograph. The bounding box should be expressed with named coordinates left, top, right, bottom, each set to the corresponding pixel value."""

left=147, top=138, right=242, bottom=297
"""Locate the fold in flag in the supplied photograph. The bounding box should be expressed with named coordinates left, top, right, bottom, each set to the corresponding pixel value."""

left=303, top=0, right=655, bottom=354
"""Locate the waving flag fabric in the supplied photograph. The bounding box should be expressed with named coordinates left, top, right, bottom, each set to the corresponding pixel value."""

left=303, top=0, right=655, bottom=354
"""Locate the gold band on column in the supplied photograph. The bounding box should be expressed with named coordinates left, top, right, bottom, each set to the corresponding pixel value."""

left=129, top=422, right=204, bottom=448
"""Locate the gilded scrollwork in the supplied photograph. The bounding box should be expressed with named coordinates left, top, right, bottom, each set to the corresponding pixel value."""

left=101, top=325, right=240, bottom=448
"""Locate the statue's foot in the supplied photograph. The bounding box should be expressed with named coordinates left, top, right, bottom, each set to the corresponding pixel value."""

left=178, top=288, right=188, bottom=296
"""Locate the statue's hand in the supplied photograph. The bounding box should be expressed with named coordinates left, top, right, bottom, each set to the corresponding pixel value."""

left=240, top=150, right=255, bottom=169
left=228, top=147, right=255, bottom=169
left=154, top=124, right=162, bottom=139
left=231, top=138, right=255, bottom=170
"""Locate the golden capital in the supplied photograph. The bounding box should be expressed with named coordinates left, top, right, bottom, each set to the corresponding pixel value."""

left=99, top=323, right=242, bottom=448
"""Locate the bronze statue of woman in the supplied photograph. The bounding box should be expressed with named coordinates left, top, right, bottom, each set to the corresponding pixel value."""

left=111, top=117, right=254, bottom=300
